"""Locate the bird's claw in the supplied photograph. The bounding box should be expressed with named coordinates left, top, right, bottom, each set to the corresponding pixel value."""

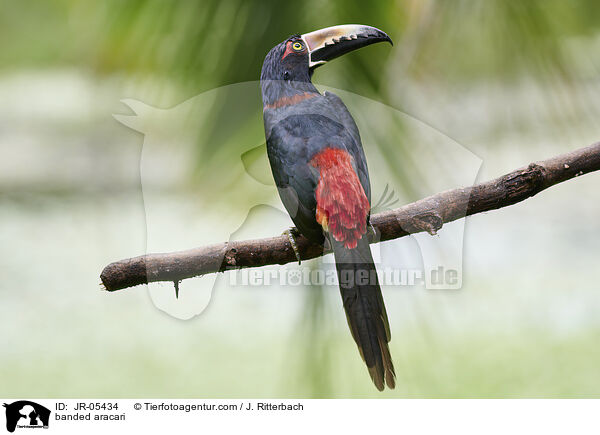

left=323, top=236, right=332, bottom=252
left=283, top=227, right=302, bottom=265
left=368, top=222, right=378, bottom=241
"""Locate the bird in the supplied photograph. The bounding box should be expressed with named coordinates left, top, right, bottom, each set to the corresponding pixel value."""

left=260, top=24, right=395, bottom=390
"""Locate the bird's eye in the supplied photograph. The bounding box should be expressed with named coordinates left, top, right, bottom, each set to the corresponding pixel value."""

left=292, top=41, right=303, bottom=51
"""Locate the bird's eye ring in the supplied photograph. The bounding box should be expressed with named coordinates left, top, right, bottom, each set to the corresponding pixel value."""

left=292, top=41, right=303, bottom=51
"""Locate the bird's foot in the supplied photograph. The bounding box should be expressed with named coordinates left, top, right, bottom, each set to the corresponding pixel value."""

left=282, top=227, right=302, bottom=265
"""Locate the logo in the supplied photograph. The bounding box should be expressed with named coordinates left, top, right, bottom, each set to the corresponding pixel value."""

left=3, top=401, right=50, bottom=433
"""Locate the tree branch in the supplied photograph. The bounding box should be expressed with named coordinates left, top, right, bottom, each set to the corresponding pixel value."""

left=101, top=142, right=600, bottom=291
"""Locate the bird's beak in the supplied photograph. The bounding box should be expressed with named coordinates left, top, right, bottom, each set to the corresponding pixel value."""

left=301, top=24, right=392, bottom=69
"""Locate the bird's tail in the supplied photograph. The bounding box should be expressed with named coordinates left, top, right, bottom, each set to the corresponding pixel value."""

left=332, top=235, right=395, bottom=390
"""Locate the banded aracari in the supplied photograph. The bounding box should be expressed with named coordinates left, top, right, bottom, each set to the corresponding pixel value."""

left=260, top=25, right=394, bottom=390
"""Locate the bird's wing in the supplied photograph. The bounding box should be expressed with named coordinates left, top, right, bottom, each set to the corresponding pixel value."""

left=266, top=113, right=363, bottom=243
left=324, top=91, right=371, bottom=204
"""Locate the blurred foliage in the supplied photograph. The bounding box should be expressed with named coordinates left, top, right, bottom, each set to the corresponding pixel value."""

left=0, top=0, right=400, bottom=99
left=2, top=0, right=600, bottom=97
left=399, top=0, right=600, bottom=82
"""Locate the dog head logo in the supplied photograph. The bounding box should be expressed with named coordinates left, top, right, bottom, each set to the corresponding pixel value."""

left=3, top=401, right=50, bottom=433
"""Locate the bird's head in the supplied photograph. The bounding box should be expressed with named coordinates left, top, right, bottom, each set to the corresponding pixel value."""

left=260, top=24, right=392, bottom=105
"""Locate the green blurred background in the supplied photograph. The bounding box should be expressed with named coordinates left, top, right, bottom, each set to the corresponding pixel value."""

left=1, top=0, right=600, bottom=398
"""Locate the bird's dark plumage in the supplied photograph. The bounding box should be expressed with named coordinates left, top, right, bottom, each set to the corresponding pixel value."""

left=260, top=26, right=395, bottom=390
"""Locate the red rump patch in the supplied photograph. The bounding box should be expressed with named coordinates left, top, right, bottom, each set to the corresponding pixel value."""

left=310, top=148, right=370, bottom=249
